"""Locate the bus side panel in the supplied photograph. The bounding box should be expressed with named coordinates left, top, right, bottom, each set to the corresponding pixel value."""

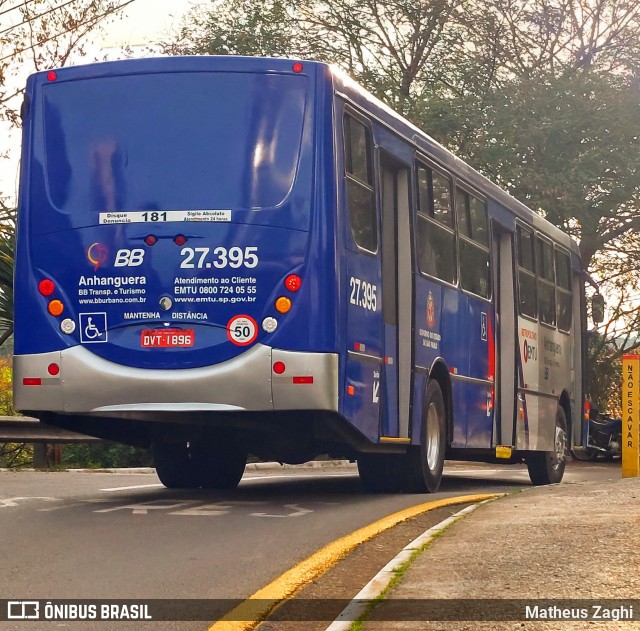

left=414, top=280, right=467, bottom=448
left=465, top=299, right=495, bottom=448
left=516, top=317, right=572, bottom=451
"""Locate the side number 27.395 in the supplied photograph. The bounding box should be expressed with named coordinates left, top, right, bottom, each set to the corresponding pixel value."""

left=349, top=276, right=377, bottom=312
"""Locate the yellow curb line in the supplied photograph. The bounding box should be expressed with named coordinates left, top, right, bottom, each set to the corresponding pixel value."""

left=207, top=493, right=499, bottom=631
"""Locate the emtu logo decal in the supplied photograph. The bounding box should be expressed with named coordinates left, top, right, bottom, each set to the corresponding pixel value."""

left=87, top=243, right=108, bottom=270
left=426, top=291, right=436, bottom=329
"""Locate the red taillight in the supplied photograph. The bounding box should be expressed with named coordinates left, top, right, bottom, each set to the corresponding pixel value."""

left=145, top=235, right=157, bottom=246
left=23, top=378, right=42, bottom=386
left=39, top=279, right=55, bottom=296
left=48, top=363, right=60, bottom=376
left=273, top=361, right=286, bottom=375
left=47, top=71, right=57, bottom=82
left=284, top=274, right=302, bottom=292
left=293, top=376, right=313, bottom=384
left=292, top=62, right=303, bottom=73
left=174, top=235, right=187, bottom=246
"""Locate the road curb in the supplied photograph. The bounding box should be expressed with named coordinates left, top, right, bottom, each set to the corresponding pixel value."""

left=324, top=497, right=500, bottom=630
left=207, top=493, right=499, bottom=631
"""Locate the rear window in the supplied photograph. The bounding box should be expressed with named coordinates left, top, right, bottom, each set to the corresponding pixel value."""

left=40, top=72, right=308, bottom=222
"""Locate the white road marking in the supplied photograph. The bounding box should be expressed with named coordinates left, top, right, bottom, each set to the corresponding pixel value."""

left=100, top=483, right=164, bottom=492
left=243, top=473, right=356, bottom=481
left=0, top=496, right=59, bottom=507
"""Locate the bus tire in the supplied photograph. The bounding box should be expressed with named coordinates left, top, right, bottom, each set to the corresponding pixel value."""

left=400, top=379, right=446, bottom=493
left=526, top=405, right=567, bottom=485
left=193, top=440, right=247, bottom=490
left=152, top=441, right=201, bottom=489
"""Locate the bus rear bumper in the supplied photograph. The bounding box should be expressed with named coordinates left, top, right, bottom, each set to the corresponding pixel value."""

left=13, top=345, right=339, bottom=416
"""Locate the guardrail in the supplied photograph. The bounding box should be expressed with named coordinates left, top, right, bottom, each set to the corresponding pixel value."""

left=0, top=416, right=102, bottom=443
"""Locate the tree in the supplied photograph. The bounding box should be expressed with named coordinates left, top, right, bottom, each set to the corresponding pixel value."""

left=165, top=0, right=640, bottom=406
left=0, top=0, right=136, bottom=339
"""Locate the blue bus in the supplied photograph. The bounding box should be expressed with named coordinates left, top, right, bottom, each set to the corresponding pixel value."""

left=14, top=56, right=589, bottom=491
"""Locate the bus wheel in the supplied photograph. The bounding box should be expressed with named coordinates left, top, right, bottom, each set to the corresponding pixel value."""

left=526, top=405, right=567, bottom=485
left=193, top=440, right=247, bottom=490
left=398, top=380, right=446, bottom=493
left=152, top=441, right=201, bottom=489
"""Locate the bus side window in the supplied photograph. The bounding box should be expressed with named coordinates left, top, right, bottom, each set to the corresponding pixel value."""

left=517, top=226, right=537, bottom=318
left=415, top=163, right=456, bottom=284
left=537, top=237, right=556, bottom=326
left=344, top=114, right=377, bottom=253
left=555, top=249, right=573, bottom=332
left=456, top=188, right=490, bottom=298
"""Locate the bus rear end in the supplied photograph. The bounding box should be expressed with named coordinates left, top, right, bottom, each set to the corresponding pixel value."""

left=14, top=57, right=339, bottom=487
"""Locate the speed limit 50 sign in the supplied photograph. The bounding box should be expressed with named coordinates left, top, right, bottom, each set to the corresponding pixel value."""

left=226, top=315, right=258, bottom=346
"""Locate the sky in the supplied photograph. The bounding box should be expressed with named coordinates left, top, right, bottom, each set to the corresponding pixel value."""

left=100, top=0, right=192, bottom=48
left=0, top=0, right=194, bottom=202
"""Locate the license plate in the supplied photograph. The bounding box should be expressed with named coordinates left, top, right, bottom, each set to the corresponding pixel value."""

left=141, top=329, right=195, bottom=348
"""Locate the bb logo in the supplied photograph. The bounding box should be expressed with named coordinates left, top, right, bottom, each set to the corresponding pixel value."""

left=87, top=242, right=108, bottom=270
left=114, top=249, right=145, bottom=267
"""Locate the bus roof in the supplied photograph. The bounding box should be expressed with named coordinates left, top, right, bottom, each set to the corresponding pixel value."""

left=30, top=55, right=580, bottom=260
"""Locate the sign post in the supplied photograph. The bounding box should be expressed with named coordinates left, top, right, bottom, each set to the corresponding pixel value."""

left=622, top=354, right=640, bottom=478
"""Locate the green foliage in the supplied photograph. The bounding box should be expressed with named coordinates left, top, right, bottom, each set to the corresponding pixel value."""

left=585, top=331, right=622, bottom=413
left=0, top=356, right=31, bottom=468
left=0, top=355, right=14, bottom=415
left=61, top=443, right=152, bottom=469
left=0, top=208, right=15, bottom=333
left=0, top=442, right=33, bottom=468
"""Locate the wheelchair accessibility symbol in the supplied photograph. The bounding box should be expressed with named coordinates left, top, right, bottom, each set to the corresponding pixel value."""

left=79, top=313, right=108, bottom=343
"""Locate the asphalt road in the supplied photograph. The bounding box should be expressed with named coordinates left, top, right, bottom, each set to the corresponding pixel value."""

left=0, top=460, right=622, bottom=630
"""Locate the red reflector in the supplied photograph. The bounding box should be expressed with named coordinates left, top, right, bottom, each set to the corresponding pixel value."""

left=47, top=71, right=57, bottom=82
left=145, top=235, right=158, bottom=246
left=292, top=62, right=304, bottom=73
left=293, top=376, right=313, bottom=384
left=284, top=274, right=302, bottom=292
left=347, top=385, right=355, bottom=396
left=48, top=363, right=60, bottom=376
left=39, top=279, right=55, bottom=296
left=174, top=235, right=187, bottom=246
left=23, top=378, right=42, bottom=386
left=273, top=361, right=286, bottom=375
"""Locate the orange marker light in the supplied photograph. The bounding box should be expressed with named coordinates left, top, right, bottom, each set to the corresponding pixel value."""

left=275, top=296, right=292, bottom=314
left=48, top=300, right=64, bottom=316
